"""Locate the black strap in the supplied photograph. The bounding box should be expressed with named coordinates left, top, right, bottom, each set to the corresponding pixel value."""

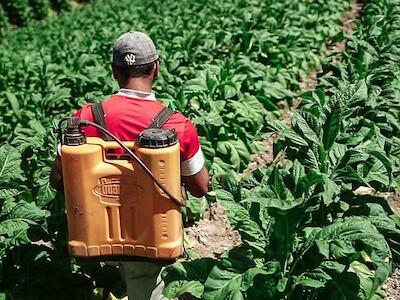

left=147, top=107, right=175, bottom=129
left=92, top=102, right=112, bottom=141
left=92, top=103, right=174, bottom=140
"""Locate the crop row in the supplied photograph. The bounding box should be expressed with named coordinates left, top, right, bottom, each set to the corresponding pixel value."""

left=0, top=0, right=354, bottom=298
left=0, top=0, right=91, bottom=32
left=0, top=0, right=351, bottom=176
left=162, top=0, right=400, bottom=298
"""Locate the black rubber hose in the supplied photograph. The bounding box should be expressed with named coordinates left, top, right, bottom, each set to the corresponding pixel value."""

left=79, top=119, right=184, bottom=207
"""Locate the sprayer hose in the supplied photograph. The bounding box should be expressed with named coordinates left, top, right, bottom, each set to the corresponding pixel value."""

left=79, top=120, right=185, bottom=207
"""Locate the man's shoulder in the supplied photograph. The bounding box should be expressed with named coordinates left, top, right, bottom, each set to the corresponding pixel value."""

left=75, top=94, right=121, bottom=114
left=168, top=109, right=193, bottom=124
left=75, top=94, right=114, bottom=110
left=165, top=110, right=198, bottom=141
left=101, top=94, right=125, bottom=104
left=73, top=102, right=92, bottom=118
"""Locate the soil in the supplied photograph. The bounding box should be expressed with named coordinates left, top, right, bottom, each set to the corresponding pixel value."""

left=299, top=70, right=319, bottom=91
left=328, top=1, right=363, bottom=54
left=184, top=203, right=242, bottom=258
left=383, top=192, right=400, bottom=212
left=243, top=137, right=274, bottom=176
left=342, top=1, right=364, bottom=34
left=384, top=269, right=400, bottom=300
left=354, top=188, right=400, bottom=214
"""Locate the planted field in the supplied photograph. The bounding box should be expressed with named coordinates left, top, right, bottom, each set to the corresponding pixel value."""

left=0, top=0, right=399, bottom=299
left=0, top=0, right=352, bottom=175
left=0, top=0, right=91, bottom=30
left=163, top=0, right=400, bottom=299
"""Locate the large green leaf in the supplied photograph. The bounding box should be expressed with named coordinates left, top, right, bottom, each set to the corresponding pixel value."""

left=162, top=259, right=217, bottom=298
left=0, top=144, right=23, bottom=183
left=0, top=200, right=48, bottom=247
left=322, top=106, right=341, bottom=151
left=36, top=178, right=57, bottom=208
left=203, top=265, right=277, bottom=300
left=216, top=141, right=241, bottom=171
left=269, top=120, right=304, bottom=145
left=297, top=218, right=391, bottom=299
left=293, top=111, right=320, bottom=145
left=219, top=199, right=267, bottom=256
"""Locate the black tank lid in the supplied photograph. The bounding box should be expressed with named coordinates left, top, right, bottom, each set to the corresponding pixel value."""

left=137, top=128, right=178, bottom=148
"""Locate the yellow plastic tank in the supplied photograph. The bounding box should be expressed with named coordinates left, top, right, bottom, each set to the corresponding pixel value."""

left=61, top=130, right=183, bottom=261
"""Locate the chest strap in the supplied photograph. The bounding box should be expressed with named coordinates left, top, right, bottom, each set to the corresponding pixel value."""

left=91, top=103, right=175, bottom=140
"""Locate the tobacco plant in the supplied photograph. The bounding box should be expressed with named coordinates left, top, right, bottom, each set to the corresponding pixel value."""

left=162, top=0, right=400, bottom=298
left=163, top=168, right=398, bottom=299
left=0, top=0, right=91, bottom=30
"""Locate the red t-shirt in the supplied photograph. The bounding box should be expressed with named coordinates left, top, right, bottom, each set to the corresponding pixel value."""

left=73, top=90, right=204, bottom=176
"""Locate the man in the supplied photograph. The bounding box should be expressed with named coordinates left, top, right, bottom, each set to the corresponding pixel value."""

left=50, top=31, right=209, bottom=299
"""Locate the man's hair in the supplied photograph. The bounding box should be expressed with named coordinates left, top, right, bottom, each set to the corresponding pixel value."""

left=113, top=60, right=158, bottom=82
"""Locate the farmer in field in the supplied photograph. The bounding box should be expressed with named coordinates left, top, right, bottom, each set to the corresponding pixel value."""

left=50, top=31, right=209, bottom=299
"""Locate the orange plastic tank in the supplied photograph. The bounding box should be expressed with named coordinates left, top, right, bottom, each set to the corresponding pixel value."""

left=61, top=130, right=183, bottom=261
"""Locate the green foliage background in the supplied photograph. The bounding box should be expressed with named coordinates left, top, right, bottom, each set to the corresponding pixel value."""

left=0, top=0, right=92, bottom=30
left=0, top=0, right=399, bottom=299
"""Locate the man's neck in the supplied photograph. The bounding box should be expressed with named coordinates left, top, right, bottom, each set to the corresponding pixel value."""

left=122, top=78, right=153, bottom=93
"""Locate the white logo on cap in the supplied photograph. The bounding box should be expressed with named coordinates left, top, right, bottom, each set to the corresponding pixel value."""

left=124, top=54, right=136, bottom=65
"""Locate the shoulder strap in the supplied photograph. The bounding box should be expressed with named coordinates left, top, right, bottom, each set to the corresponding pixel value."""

left=92, top=103, right=174, bottom=139
left=92, top=102, right=112, bottom=141
left=147, top=107, right=175, bottom=129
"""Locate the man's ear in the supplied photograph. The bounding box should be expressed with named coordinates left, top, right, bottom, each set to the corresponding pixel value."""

left=152, top=61, right=159, bottom=80
left=112, top=64, right=125, bottom=87
left=111, top=64, right=118, bottom=80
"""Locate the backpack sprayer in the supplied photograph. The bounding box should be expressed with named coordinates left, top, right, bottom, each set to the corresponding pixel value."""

left=58, top=113, right=184, bottom=261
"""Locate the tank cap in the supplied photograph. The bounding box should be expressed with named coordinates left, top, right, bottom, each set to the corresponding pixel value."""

left=63, top=117, right=86, bottom=146
left=138, top=128, right=178, bottom=148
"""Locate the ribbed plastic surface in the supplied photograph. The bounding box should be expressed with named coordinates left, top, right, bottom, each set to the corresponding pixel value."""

left=61, top=137, right=183, bottom=260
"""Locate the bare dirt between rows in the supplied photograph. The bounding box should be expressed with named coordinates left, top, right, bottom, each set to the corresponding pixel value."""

left=384, top=268, right=400, bottom=300
left=184, top=202, right=241, bottom=259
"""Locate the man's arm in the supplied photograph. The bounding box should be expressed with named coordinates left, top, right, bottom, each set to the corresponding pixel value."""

left=50, top=156, right=64, bottom=191
left=182, top=166, right=210, bottom=198
left=179, top=119, right=209, bottom=198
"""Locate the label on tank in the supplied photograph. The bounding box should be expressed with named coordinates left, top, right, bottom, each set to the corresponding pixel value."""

left=94, top=176, right=142, bottom=205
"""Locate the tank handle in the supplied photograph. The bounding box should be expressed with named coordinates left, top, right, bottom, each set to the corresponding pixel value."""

left=101, top=141, right=135, bottom=150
